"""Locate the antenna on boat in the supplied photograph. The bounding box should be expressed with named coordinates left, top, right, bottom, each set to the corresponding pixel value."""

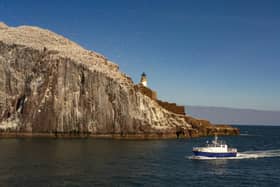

left=212, top=133, right=218, bottom=145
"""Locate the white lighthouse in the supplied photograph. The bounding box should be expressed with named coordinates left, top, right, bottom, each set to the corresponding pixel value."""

left=140, top=72, right=147, bottom=87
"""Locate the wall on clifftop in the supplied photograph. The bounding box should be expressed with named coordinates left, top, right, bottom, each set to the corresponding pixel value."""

left=135, top=85, right=186, bottom=115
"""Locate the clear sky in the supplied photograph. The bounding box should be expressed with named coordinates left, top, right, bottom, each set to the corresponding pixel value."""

left=1, top=0, right=280, bottom=111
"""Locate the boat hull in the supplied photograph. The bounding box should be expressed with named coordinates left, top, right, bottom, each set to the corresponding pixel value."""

left=193, top=151, right=237, bottom=157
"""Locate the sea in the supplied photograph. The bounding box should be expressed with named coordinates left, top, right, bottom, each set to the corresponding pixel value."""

left=0, top=125, right=279, bottom=187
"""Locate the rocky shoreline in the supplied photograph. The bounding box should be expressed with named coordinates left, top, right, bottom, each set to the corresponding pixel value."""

left=0, top=131, right=239, bottom=139
left=0, top=123, right=239, bottom=139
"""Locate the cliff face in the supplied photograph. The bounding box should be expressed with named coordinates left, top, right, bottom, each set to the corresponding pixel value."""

left=0, top=23, right=239, bottom=138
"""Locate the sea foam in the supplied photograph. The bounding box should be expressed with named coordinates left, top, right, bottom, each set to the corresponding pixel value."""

left=188, top=149, right=280, bottom=160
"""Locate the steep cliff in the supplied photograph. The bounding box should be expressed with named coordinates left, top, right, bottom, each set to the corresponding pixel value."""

left=0, top=23, right=239, bottom=138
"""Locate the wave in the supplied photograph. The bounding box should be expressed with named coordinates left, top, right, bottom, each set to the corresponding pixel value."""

left=239, top=133, right=249, bottom=136
left=188, top=149, right=280, bottom=160
left=239, top=133, right=262, bottom=137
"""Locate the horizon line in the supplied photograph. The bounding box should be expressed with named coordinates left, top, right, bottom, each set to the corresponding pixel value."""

left=186, top=105, right=280, bottom=113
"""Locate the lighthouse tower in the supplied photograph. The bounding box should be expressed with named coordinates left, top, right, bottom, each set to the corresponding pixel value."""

left=140, top=72, right=147, bottom=87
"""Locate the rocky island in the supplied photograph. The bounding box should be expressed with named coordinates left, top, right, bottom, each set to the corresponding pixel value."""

left=0, top=22, right=239, bottom=138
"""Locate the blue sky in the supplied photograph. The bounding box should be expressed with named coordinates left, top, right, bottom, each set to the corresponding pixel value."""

left=1, top=0, right=280, bottom=111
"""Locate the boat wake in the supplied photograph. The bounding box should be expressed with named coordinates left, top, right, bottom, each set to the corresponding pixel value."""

left=188, top=149, right=280, bottom=160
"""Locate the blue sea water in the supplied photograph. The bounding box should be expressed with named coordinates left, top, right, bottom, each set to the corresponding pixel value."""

left=0, top=125, right=280, bottom=186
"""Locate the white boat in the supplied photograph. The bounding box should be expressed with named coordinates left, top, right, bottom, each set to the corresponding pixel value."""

left=193, top=135, right=237, bottom=157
